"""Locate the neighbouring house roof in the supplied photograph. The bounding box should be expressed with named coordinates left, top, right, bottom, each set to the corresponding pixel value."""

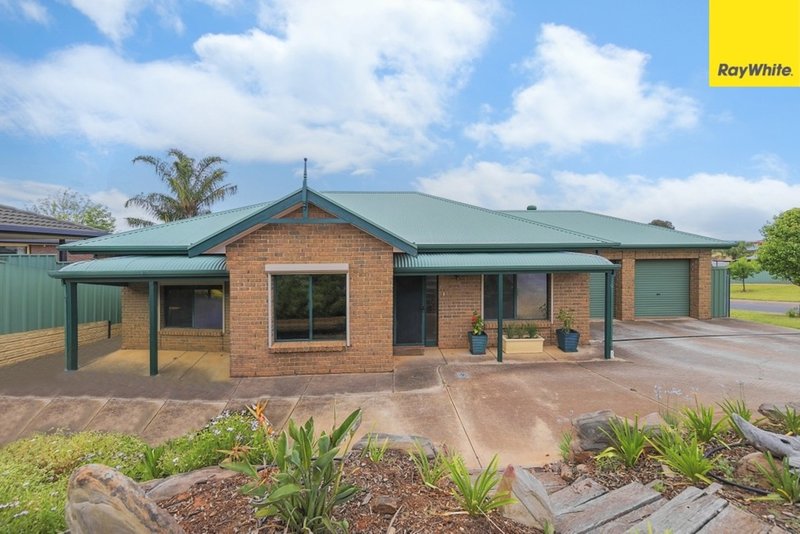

left=506, top=210, right=734, bottom=249
left=0, top=204, right=107, bottom=240
left=50, top=255, right=228, bottom=281
left=58, top=188, right=733, bottom=257
left=394, top=252, right=618, bottom=274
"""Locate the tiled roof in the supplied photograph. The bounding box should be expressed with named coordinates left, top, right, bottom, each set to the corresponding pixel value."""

left=0, top=204, right=107, bottom=237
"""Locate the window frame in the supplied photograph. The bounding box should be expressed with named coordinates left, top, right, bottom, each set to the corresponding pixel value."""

left=160, top=283, right=225, bottom=330
left=481, top=273, right=552, bottom=321
left=266, top=264, right=350, bottom=347
left=0, top=243, right=29, bottom=254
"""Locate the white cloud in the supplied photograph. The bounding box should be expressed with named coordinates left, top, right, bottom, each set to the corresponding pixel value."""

left=751, top=152, right=789, bottom=180
left=467, top=24, right=698, bottom=153
left=413, top=161, right=799, bottom=240
left=415, top=159, right=543, bottom=208
left=0, top=0, right=497, bottom=173
left=68, top=0, right=148, bottom=43
left=19, top=0, right=49, bottom=24
left=0, top=179, right=151, bottom=232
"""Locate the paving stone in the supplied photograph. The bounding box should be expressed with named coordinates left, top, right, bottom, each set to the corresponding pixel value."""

left=22, top=397, right=107, bottom=435
left=0, top=396, right=49, bottom=444
left=84, top=398, right=164, bottom=435
left=140, top=400, right=226, bottom=445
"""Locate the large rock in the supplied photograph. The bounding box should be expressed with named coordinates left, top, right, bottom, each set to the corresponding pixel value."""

left=352, top=433, right=437, bottom=459
left=736, top=452, right=773, bottom=487
left=758, top=402, right=800, bottom=423
left=66, top=464, right=184, bottom=534
left=498, top=465, right=556, bottom=530
left=573, top=410, right=617, bottom=451
left=141, top=466, right=241, bottom=502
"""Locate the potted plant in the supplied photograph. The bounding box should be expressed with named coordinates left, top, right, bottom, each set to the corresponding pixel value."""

left=556, top=308, right=580, bottom=352
left=503, top=323, right=544, bottom=354
left=468, top=310, right=488, bottom=355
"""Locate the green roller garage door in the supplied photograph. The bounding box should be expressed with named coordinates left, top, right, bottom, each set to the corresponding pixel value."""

left=635, top=260, right=690, bottom=317
left=589, top=272, right=605, bottom=318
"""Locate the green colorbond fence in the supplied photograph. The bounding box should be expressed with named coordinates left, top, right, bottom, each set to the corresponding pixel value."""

left=711, top=266, right=730, bottom=318
left=0, top=255, right=121, bottom=335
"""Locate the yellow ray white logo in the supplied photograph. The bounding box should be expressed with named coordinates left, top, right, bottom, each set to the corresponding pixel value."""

left=709, top=0, right=800, bottom=87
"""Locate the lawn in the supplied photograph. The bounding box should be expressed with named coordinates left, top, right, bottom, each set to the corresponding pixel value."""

left=730, top=283, right=800, bottom=302
left=731, top=310, right=800, bottom=330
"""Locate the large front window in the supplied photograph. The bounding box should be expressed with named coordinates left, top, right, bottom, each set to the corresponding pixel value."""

left=483, top=274, right=549, bottom=320
left=163, top=286, right=223, bottom=329
left=273, top=274, right=347, bottom=341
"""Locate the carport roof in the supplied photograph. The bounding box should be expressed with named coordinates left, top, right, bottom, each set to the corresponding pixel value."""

left=394, top=251, right=618, bottom=274
left=51, top=255, right=228, bottom=281
left=505, top=210, right=735, bottom=249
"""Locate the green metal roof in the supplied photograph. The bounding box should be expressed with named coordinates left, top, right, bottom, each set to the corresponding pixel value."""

left=51, top=255, right=228, bottom=280
left=324, top=192, right=616, bottom=251
left=60, top=202, right=273, bottom=254
left=506, top=210, right=735, bottom=249
left=394, top=252, right=618, bottom=274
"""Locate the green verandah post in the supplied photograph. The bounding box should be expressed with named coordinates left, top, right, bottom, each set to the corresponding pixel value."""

left=497, top=274, right=503, bottom=362
left=65, top=281, right=78, bottom=371
left=149, top=280, right=159, bottom=376
left=604, top=270, right=614, bottom=359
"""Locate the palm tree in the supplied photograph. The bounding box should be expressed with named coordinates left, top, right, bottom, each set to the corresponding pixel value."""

left=125, top=149, right=237, bottom=227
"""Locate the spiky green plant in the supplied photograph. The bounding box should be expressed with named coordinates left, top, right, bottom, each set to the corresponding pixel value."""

left=776, top=407, right=800, bottom=435
left=718, top=398, right=751, bottom=437
left=597, top=416, right=648, bottom=468
left=755, top=452, right=800, bottom=503
left=446, top=454, right=516, bottom=516
left=681, top=402, right=727, bottom=443
left=649, top=427, right=715, bottom=484
left=361, top=433, right=389, bottom=463
left=409, top=441, right=450, bottom=489
left=559, top=431, right=574, bottom=463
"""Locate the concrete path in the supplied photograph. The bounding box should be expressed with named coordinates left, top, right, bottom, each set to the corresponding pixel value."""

left=2, top=318, right=799, bottom=469
left=731, top=298, right=798, bottom=313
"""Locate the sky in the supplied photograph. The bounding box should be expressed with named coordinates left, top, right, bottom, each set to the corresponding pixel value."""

left=0, top=0, right=798, bottom=240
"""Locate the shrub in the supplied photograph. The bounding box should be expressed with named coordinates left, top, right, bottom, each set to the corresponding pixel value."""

left=559, top=431, right=574, bottom=463
left=681, top=402, right=727, bottom=443
left=409, top=441, right=450, bottom=489
left=446, top=454, right=516, bottom=516
left=649, top=428, right=715, bottom=484
left=597, top=416, right=648, bottom=468
left=227, top=409, right=362, bottom=532
left=0, top=431, right=148, bottom=532
left=756, top=453, right=800, bottom=503
left=152, top=411, right=273, bottom=477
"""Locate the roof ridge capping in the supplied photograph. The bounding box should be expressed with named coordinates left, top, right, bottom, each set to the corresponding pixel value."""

left=412, top=192, right=618, bottom=245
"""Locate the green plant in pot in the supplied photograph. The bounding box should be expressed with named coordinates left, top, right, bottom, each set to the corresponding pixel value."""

left=556, top=308, right=580, bottom=352
left=469, top=310, right=488, bottom=355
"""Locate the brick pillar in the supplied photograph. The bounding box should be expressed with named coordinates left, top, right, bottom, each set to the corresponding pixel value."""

left=618, top=252, right=636, bottom=320
left=691, top=250, right=712, bottom=319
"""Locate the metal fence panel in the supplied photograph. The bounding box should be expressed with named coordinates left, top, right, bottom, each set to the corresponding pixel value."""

left=711, top=266, right=730, bottom=318
left=0, top=255, right=120, bottom=335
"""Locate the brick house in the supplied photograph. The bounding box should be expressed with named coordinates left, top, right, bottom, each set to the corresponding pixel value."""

left=52, top=186, right=732, bottom=377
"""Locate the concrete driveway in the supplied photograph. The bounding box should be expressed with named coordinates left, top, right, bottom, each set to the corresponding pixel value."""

left=1, top=318, right=798, bottom=469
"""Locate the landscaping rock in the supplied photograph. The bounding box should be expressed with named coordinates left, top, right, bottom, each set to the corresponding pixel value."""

left=372, top=495, right=400, bottom=515
left=639, top=412, right=666, bottom=436
left=573, top=410, right=617, bottom=451
left=352, top=433, right=437, bottom=459
left=560, top=463, right=575, bottom=483
left=736, top=452, right=772, bottom=487
left=498, top=465, right=556, bottom=530
left=142, top=466, right=241, bottom=502
left=758, top=402, right=800, bottom=423
left=66, top=464, right=184, bottom=534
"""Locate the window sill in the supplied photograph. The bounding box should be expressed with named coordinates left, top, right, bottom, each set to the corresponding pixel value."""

left=270, top=341, right=347, bottom=353
left=160, top=328, right=224, bottom=337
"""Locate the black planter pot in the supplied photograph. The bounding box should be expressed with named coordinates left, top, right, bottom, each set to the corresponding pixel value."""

left=468, top=332, right=488, bottom=355
left=556, top=329, right=580, bottom=352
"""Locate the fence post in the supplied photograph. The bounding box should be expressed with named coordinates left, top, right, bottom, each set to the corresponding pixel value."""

left=65, top=281, right=78, bottom=371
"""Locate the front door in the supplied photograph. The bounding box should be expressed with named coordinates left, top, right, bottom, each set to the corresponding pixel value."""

left=394, top=276, right=425, bottom=345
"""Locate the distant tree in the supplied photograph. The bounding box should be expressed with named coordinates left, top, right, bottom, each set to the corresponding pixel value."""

left=27, top=189, right=115, bottom=232
left=728, top=257, right=759, bottom=292
left=649, top=219, right=675, bottom=229
left=727, top=241, right=750, bottom=261
left=758, top=208, right=800, bottom=288
left=125, top=149, right=236, bottom=227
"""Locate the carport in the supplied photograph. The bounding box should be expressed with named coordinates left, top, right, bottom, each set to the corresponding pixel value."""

left=394, top=251, right=619, bottom=359
left=50, top=256, right=228, bottom=375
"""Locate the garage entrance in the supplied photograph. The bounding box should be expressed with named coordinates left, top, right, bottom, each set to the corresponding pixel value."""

left=634, top=260, right=690, bottom=317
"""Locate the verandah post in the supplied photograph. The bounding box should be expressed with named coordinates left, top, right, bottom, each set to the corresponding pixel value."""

left=497, top=273, right=503, bottom=362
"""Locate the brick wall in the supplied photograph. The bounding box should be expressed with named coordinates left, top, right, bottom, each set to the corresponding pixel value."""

left=596, top=248, right=712, bottom=320
left=226, top=204, right=394, bottom=377
left=437, top=275, right=482, bottom=349
left=120, top=282, right=231, bottom=351
left=0, top=320, right=119, bottom=367
left=437, top=273, right=590, bottom=349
